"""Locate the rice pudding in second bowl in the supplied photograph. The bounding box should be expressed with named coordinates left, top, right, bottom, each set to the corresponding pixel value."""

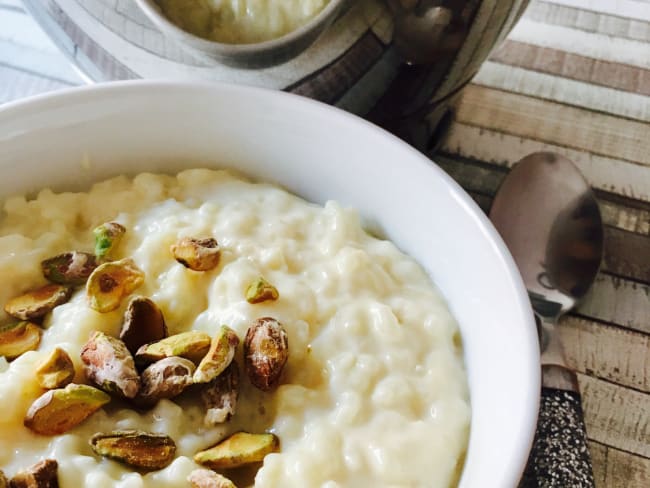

left=0, top=168, right=470, bottom=487
left=155, top=0, right=331, bottom=44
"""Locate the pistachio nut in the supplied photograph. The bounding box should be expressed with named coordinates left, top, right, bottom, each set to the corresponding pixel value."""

left=35, top=347, right=75, bottom=389
left=8, top=459, right=58, bottom=488
left=245, top=277, right=279, bottom=304
left=80, top=331, right=140, bottom=399
left=170, top=237, right=220, bottom=271
left=86, top=258, right=145, bottom=313
left=188, top=469, right=236, bottom=488
left=24, top=383, right=110, bottom=435
left=244, top=317, right=288, bottom=391
left=41, top=251, right=98, bottom=286
left=0, top=321, right=41, bottom=360
left=194, top=432, right=279, bottom=470
left=119, top=296, right=168, bottom=355
left=193, top=326, right=239, bottom=384
left=90, top=431, right=176, bottom=470
left=136, top=356, right=195, bottom=408
left=135, top=331, right=211, bottom=366
left=93, top=222, right=126, bottom=260
left=4, top=284, right=72, bottom=321
left=201, top=362, right=239, bottom=426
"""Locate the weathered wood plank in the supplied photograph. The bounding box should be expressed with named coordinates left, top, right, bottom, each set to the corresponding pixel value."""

left=578, top=274, right=650, bottom=334
left=439, top=122, right=650, bottom=202
left=588, top=441, right=608, bottom=488
left=603, top=227, right=650, bottom=283
left=605, top=443, right=650, bottom=487
left=475, top=59, right=650, bottom=120
left=588, top=441, right=650, bottom=488
left=560, top=315, right=650, bottom=391
left=543, top=0, right=650, bottom=23
left=525, top=1, right=650, bottom=43
left=454, top=85, right=650, bottom=166
left=437, top=154, right=650, bottom=237
left=599, top=199, right=650, bottom=236
left=509, top=17, right=650, bottom=68
left=580, top=373, right=650, bottom=457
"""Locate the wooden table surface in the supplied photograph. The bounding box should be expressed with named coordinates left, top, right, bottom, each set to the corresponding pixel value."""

left=1, top=0, right=649, bottom=486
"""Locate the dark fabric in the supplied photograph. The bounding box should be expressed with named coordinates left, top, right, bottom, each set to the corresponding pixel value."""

left=520, top=389, right=594, bottom=488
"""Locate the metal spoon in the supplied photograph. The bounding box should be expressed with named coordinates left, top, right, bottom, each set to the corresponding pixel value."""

left=489, top=152, right=602, bottom=487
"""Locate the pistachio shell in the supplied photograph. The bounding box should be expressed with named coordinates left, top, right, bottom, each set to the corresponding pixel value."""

left=201, top=362, right=239, bottom=426
left=93, top=222, right=126, bottom=259
left=35, top=347, right=75, bottom=389
left=8, top=459, right=58, bottom=488
left=41, top=251, right=98, bottom=286
left=193, top=326, right=239, bottom=384
left=194, top=432, right=279, bottom=470
left=0, top=321, right=41, bottom=360
left=245, top=277, right=279, bottom=304
left=136, top=356, right=195, bottom=407
left=244, top=317, right=288, bottom=391
left=4, top=284, right=72, bottom=321
left=188, top=469, right=236, bottom=488
left=170, top=237, right=220, bottom=271
left=80, top=331, right=140, bottom=399
left=86, top=258, right=145, bottom=313
left=135, top=331, right=211, bottom=366
left=90, top=430, right=176, bottom=470
left=119, top=296, right=168, bottom=355
left=24, top=384, right=110, bottom=435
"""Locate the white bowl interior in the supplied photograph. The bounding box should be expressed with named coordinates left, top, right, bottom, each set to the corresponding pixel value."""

left=0, top=82, right=539, bottom=487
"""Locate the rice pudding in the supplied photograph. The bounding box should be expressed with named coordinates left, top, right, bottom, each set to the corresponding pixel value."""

left=0, top=169, right=470, bottom=487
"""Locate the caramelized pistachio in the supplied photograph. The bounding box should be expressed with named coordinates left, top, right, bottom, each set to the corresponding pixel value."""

left=245, top=277, right=279, bottom=304
left=90, top=431, right=176, bottom=470
left=119, top=296, right=168, bottom=355
left=201, top=362, right=239, bottom=426
left=86, top=258, right=145, bottom=313
left=135, top=331, right=211, bottom=366
left=24, top=384, right=110, bottom=435
left=93, top=222, right=126, bottom=259
left=80, top=331, right=140, bottom=399
left=35, top=347, right=75, bottom=389
left=0, top=321, right=41, bottom=360
left=136, top=356, right=195, bottom=407
left=170, top=237, right=220, bottom=271
left=193, top=326, right=239, bottom=384
left=41, top=251, right=98, bottom=286
left=194, top=432, right=279, bottom=470
left=8, top=459, right=58, bottom=488
left=244, top=317, right=288, bottom=391
left=4, top=284, right=72, bottom=321
left=188, top=469, right=236, bottom=488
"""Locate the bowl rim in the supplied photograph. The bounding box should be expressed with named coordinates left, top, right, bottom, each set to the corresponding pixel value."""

left=0, top=80, right=540, bottom=486
left=134, top=0, right=346, bottom=53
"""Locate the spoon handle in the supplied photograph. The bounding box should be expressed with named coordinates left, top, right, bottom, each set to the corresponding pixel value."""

left=519, top=388, right=594, bottom=487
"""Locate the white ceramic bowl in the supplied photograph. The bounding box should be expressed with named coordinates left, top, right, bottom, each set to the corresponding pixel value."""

left=0, top=81, right=539, bottom=487
left=135, top=0, right=348, bottom=68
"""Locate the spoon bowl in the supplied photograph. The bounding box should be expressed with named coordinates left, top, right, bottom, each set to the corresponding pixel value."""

left=489, top=152, right=603, bottom=321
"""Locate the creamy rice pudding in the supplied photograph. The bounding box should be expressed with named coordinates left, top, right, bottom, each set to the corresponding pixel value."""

left=0, top=169, right=469, bottom=487
left=156, top=0, right=330, bottom=44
